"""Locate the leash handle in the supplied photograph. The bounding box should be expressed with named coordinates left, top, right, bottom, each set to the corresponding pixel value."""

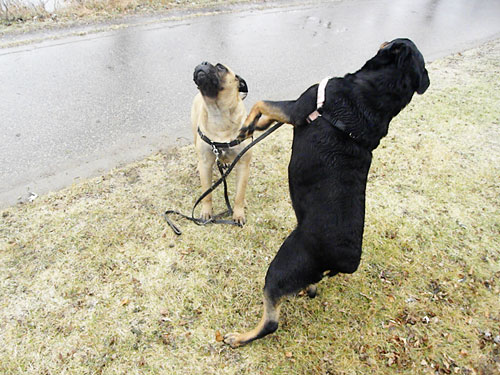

left=163, top=211, right=184, bottom=235
left=164, top=121, right=285, bottom=235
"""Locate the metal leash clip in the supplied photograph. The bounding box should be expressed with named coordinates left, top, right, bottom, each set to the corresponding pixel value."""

left=212, top=144, right=220, bottom=161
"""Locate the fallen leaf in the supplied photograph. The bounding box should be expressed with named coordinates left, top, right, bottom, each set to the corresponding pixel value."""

left=285, top=351, right=293, bottom=358
left=161, top=333, right=170, bottom=345
left=215, top=331, right=223, bottom=342
left=120, top=298, right=130, bottom=306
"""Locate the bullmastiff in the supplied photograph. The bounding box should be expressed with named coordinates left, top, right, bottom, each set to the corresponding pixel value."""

left=191, top=62, right=251, bottom=225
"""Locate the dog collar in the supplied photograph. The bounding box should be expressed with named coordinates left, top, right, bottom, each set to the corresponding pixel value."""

left=197, top=127, right=243, bottom=150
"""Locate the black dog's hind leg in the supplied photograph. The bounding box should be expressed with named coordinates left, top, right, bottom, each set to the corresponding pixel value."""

left=224, top=229, right=321, bottom=348
left=305, top=284, right=318, bottom=298
left=303, top=270, right=341, bottom=298
left=223, top=289, right=281, bottom=348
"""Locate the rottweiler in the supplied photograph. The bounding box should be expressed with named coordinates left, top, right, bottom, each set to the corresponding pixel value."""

left=224, top=38, right=430, bottom=347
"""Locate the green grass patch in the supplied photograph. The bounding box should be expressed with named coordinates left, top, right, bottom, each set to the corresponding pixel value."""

left=1, top=40, right=499, bottom=374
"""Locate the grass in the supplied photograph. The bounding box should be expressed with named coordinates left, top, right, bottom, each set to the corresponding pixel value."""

left=0, top=0, right=264, bottom=31
left=1, top=40, right=499, bottom=374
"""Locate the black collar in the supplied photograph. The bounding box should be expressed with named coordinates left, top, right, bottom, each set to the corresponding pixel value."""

left=197, top=127, right=243, bottom=149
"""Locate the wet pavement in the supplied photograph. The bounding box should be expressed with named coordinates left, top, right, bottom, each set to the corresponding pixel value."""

left=1, top=0, right=500, bottom=207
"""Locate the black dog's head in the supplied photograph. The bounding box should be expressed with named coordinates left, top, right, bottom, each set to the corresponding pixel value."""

left=366, top=38, right=430, bottom=95
left=344, top=38, right=430, bottom=149
left=193, top=62, right=248, bottom=101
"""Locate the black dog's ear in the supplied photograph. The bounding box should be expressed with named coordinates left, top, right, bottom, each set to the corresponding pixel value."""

left=417, top=68, right=430, bottom=94
left=391, top=42, right=430, bottom=94
left=391, top=43, right=412, bottom=68
left=236, top=75, right=248, bottom=100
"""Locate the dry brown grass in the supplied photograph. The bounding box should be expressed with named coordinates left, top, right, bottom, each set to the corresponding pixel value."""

left=0, top=0, right=257, bottom=29
left=1, top=40, right=499, bottom=374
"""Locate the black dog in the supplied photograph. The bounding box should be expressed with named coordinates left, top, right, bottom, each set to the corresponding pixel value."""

left=223, top=38, right=430, bottom=348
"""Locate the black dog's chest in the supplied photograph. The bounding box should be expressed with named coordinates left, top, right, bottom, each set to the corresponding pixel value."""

left=288, top=122, right=372, bottom=230
left=289, top=122, right=371, bottom=181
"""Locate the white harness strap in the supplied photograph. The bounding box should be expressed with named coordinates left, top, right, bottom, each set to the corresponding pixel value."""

left=307, top=76, right=332, bottom=123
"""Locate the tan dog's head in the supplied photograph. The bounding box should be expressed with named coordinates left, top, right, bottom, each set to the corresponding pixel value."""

left=193, top=62, right=248, bottom=104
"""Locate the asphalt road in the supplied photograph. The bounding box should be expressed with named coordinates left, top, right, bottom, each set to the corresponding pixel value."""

left=1, top=0, right=500, bottom=208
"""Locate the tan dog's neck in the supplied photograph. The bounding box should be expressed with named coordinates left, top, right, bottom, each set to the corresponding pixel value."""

left=202, top=98, right=246, bottom=137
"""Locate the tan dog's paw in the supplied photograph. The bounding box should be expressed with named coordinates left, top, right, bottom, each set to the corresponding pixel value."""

left=223, top=333, right=244, bottom=348
left=200, top=206, right=213, bottom=222
left=232, top=207, right=246, bottom=226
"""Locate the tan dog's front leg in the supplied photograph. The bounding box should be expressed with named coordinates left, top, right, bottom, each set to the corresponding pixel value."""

left=232, top=152, right=252, bottom=225
left=198, top=157, right=215, bottom=221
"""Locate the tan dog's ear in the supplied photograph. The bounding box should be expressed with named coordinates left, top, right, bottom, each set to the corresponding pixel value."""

left=236, top=75, right=248, bottom=100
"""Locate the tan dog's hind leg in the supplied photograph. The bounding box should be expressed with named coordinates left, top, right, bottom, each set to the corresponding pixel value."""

left=224, top=291, right=280, bottom=348
left=232, top=152, right=251, bottom=225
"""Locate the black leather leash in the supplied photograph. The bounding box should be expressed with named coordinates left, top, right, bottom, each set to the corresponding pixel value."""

left=164, top=121, right=284, bottom=235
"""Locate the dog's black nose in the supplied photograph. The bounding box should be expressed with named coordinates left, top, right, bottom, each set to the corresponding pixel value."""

left=201, top=61, right=209, bottom=66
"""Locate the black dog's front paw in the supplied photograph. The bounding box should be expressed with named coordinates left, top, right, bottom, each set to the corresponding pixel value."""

left=237, top=124, right=254, bottom=141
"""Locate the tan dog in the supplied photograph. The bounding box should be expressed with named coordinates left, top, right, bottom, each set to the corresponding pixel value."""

left=191, top=62, right=252, bottom=225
